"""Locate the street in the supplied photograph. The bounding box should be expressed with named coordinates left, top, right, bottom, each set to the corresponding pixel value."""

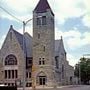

left=33, top=85, right=90, bottom=90
left=57, top=85, right=90, bottom=90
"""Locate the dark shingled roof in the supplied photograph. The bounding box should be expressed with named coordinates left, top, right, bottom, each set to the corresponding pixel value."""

left=34, top=0, right=54, bottom=15
left=9, top=29, right=33, bottom=58
left=9, top=25, right=24, bottom=50
left=13, top=30, right=33, bottom=57
left=14, top=30, right=23, bottom=46
left=55, top=38, right=66, bottom=56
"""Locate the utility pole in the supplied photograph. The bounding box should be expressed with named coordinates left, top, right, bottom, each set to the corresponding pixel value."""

left=22, top=19, right=32, bottom=90
left=78, top=62, right=81, bottom=85
left=22, top=21, right=26, bottom=90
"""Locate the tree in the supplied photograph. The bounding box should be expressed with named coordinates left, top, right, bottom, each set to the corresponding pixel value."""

left=74, top=57, right=90, bottom=84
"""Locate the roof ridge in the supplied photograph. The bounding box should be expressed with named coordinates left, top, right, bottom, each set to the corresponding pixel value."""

left=13, top=29, right=23, bottom=36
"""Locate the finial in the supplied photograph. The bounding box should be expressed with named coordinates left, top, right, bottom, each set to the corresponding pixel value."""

left=10, top=25, right=13, bottom=30
left=61, top=36, right=63, bottom=40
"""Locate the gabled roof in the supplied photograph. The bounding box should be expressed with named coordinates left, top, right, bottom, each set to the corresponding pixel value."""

left=34, top=0, right=54, bottom=15
left=24, top=33, right=32, bottom=57
left=55, top=37, right=66, bottom=56
left=13, top=29, right=23, bottom=49
left=9, top=25, right=32, bottom=57
left=59, top=37, right=66, bottom=53
left=55, top=40, right=60, bottom=56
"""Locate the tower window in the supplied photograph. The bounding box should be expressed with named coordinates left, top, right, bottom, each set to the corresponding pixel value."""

left=39, top=58, right=45, bottom=65
left=42, top=60, right=45, bottom=65
left=38, top=33, right=40, bottom=39
left=26, top=72, right=28, bottom=78
left=42, top=58, right=45, bottom=65
left=39, top=61, right=42, bottom=65
left=42, top=16, right=46, bottom=25
left=51, top=17, right=54, bottom=24
left=39, top=58, right=41, bottom=65
left=37, top=18, right=41, bottom=25
left=37, top=16, right=46, bottom=25
left=43, top=46, right=45, bottom=52
left=29, top=72, right=31, bottom=78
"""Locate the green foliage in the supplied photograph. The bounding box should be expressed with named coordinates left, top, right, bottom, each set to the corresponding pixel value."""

left=74, top=57, right=90, bottom=84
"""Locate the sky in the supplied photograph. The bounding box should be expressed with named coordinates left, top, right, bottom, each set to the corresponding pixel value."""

left=0, top=0, right=90, bottom=66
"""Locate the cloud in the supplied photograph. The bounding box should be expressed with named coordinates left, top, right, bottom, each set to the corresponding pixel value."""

left=67, top=53, right=79, bottom=66
left=50, top=0, right=86, bottom=23
left=66, top=31, right=90, bottom=49
left=0, top=0, right=90, bottom=28
left=55, top=27, right=90, bottom=49
left=0, top=0, right=38, bottom=22
left=83, top=14, right=90, bottom=28
left=0, top=0, right=88, bottom=23
left=0, top=0, right=38, bottom=13
left=55, top=27, right=63, bottom=40
left=83, top=32, right=90, bottom=44
left=82, top=0, right=90, bottom=27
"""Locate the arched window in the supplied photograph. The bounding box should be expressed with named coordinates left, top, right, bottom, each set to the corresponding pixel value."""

left=5, top=54, right=17, bottom=65
left=62, top=64, right=64, bottom=79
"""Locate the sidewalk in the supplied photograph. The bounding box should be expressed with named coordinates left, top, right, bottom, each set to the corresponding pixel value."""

left=57, top=85, right=83, bottom=88
left=17, top=85, right=82, bottom=90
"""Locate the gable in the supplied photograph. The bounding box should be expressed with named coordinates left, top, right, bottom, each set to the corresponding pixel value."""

left=55, top=38, right=66, bottom=56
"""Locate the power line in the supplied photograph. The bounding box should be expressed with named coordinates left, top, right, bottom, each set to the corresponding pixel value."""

left=0, top=6, right=22, bottom=23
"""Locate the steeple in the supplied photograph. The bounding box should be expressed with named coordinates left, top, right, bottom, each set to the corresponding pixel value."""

left=59, top=36, right=66, bottom=54
left=33, top=0, right=55, bottom=86
left=34, top=0, right=54, bottom=15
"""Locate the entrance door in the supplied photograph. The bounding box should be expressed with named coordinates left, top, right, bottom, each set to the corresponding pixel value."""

left=39, top=76, right=46, bottom=85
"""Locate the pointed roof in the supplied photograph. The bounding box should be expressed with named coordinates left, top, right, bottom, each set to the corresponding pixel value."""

left=13, top=31, right=33, bottom=57
left=34, top=0, right=54, bottom=15
left=13, top=30, right=23, bottom=49
left=55, top=40, right=60, bottom=56
left=59, top=36, right=66, bottom=54
left=9, top=25, right=32, bottom=57
left=9, top=25, right=24, bottom=50
left=55, top=36, right=66, bottom=56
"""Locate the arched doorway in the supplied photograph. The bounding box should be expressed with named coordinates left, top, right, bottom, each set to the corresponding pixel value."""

left=37, top=72, right=47, bottom=86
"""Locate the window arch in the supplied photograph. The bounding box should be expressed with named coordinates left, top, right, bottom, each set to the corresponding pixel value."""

left=37, top=72, right=46, bottom=76
left=5, top=54, right=17, bottom=65
left=37, top=72, right=47, bottom=85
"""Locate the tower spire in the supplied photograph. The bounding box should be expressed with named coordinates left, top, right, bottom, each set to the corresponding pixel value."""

left=34, top=0, right=54, bottom=15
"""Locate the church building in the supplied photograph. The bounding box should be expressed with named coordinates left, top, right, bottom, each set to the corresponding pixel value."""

left=0, top=0, right=74, bottom=87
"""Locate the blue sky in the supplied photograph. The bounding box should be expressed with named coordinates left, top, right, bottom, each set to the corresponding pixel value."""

left=0, top=0, right=90, bottom=66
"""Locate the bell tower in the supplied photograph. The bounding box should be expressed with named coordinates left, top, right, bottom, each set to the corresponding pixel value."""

left=33, top=0, right=55, bottom=86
